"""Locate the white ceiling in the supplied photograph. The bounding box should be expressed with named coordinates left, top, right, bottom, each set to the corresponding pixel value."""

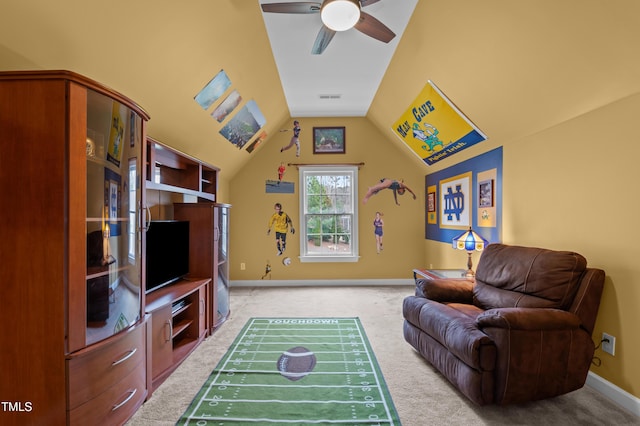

left=259, top=0, right=418, bottom=117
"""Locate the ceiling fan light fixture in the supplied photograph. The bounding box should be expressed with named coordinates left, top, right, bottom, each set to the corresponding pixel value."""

left=321, top=0, right=361, bottom=31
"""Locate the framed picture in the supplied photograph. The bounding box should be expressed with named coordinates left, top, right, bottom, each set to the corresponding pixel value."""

left=427, top=191, right=436, bottom=212
left=478, top=179, right=494, bottom=207
left=313, top=126, right=345, bottom=154
left=440, top=173, right=471, bottom=228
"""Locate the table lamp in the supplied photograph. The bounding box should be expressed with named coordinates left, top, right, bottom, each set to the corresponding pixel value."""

left=452, top=227, right=488, bottom=278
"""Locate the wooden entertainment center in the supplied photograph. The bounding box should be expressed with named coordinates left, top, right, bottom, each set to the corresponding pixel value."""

left=145, top=138, right=231, bottom=394
left=0, top=71, right=230, bottom=425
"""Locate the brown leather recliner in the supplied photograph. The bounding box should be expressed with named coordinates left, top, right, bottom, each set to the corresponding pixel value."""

left=403, top=243, right=605, bottom=405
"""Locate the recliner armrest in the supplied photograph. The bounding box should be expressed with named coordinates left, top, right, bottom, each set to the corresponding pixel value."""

left=415, top=278, right=474, bottom=303
left=476, top=307, right=581, bottom=331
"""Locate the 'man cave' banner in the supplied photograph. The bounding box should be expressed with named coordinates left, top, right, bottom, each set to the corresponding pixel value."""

left=392, top=81, right=487, bottom=165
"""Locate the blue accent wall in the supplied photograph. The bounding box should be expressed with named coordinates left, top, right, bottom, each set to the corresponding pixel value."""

left=425, top=147, right=502, bottom=244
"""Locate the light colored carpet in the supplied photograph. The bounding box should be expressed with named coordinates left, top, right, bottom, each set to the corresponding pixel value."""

left=127, top=286, right=639, bottom=425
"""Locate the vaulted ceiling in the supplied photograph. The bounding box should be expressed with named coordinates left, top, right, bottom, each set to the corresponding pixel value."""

left=259, top=0, right=418, bottom=117
left=2, top=1, right=639, bottom=180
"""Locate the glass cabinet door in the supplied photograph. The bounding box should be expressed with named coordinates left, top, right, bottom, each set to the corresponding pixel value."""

left=215, top=205, right=230, bottom=326
left=85, top=89, right=143, bottom=345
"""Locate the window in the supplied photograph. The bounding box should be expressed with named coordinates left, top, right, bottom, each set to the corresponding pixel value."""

left=299, top=166, right=359, bottom=262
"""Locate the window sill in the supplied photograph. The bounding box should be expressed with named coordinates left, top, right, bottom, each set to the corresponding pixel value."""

left=298, top=255, right=360, bottom=263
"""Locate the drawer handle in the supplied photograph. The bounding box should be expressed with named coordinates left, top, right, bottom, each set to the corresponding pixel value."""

left=112, top=348, right=137, bottom=367
left=112, top=388, right=137, bottom=412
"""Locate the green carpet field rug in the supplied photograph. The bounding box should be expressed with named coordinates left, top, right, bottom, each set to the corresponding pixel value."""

left=177, top=317, right=401, bottom=425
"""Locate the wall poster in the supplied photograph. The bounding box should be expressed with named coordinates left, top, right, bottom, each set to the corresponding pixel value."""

left=425, top=147, right=502, bottom=244
left=392, top=81, right=487, bottom=165
left=219, top=100, right=266, bottom=149
left=211, top=90, right=242, bottom=123
left=195, top=69, right=232, bottom=110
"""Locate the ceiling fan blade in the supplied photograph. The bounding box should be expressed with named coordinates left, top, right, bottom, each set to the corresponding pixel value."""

left=354, top=11, right=396, bottom=43
left=359, top=0, right=382, bottom=6
left=261, top=2, right=321, bottom=14
left=311, top=25, right=337, bottom=55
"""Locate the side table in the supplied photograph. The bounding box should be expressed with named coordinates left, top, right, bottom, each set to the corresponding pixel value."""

left=413, top=268, right=468, bottom=281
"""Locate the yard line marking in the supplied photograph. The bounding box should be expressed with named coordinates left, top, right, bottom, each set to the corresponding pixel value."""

left=184, top=416, right=393, bottom=424
left=223, top=359, right=375, bottom=364
left=233, top=350, right=367, bottom=354
left=235, top=341, right=366, bottom=345
left=213, top=369, right=374, bottom=375
left=201, top=398, right=385, bottom=404
left=248, top=330, right=358, bottom=334
left=200, top=383, right=380, bottom=388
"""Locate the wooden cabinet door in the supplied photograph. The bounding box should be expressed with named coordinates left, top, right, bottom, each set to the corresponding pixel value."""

left=150, top=305, right=173, bottom=378
left=174, top=203, right=216, bottom=333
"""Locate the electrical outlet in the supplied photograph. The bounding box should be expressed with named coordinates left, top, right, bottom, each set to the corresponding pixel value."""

left=602, top=332, right=616, bottom=356
left=240, top=262, right=246, bottom=270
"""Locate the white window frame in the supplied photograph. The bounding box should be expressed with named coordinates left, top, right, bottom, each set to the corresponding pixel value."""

left=298, top=165, right=359, bottom=263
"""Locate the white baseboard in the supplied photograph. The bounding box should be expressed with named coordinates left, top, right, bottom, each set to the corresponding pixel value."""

left=230, top=279, right=414, bottom=287
left=586, top=372, right=640, bottom=417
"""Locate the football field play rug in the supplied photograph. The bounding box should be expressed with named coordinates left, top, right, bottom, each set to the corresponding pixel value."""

left=177, top=317, right=401, bottom=425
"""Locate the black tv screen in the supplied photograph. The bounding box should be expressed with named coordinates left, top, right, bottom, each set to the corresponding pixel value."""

left=145, top=220, right=189, bottom=294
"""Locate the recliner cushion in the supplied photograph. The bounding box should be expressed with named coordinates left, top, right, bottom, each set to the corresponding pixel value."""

left=404, top=296, right=495, bottom=371
left=474, top=244, right=587, bottom=310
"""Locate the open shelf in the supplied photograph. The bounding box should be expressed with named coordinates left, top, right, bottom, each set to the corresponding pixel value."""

left=172, top=318, right=192, bottom=339
left=146, top=137, right=219, bottom=201
left=172, top=338, right=199, bottom=364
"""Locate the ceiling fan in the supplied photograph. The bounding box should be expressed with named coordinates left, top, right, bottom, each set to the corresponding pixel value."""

left=261, top=0, right=396, bottom=55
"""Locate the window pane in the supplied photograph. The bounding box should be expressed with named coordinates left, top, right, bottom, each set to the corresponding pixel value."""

left=305, top=214, right=353, bottom=255
left=304, top=173, right=352, bottom=214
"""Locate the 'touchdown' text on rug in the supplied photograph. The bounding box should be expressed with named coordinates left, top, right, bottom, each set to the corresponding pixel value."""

left=177, top=317, right=401, bottom=425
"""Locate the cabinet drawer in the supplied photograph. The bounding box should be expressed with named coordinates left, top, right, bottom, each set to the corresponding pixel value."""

left=69, top=362, right=146, bottom=426
left=68, top=323, right=145, bottom=409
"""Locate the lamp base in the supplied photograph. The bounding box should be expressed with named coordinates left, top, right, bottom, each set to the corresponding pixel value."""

left=465, top=252, right=475, bottom=278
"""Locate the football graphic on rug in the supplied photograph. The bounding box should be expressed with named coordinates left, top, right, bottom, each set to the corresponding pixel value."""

left=277, top=346, right=317, bottom=381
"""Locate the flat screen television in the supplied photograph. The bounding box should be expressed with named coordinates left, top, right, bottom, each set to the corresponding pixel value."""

left=145, top=220, right=190, bottom=294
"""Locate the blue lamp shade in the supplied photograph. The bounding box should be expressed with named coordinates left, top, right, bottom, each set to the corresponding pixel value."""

left=452, top=227, right=488, bottom=252
left=452, top=227, right=489, bottom=278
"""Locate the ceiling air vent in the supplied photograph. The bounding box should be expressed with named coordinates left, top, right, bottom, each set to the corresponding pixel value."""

left=319, top=94, right=342, bottom=100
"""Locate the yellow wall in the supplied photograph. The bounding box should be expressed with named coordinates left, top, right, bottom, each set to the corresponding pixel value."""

left=499, top=93, right=640, bottom=396
left=228, top=117, right=425, bottom=281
